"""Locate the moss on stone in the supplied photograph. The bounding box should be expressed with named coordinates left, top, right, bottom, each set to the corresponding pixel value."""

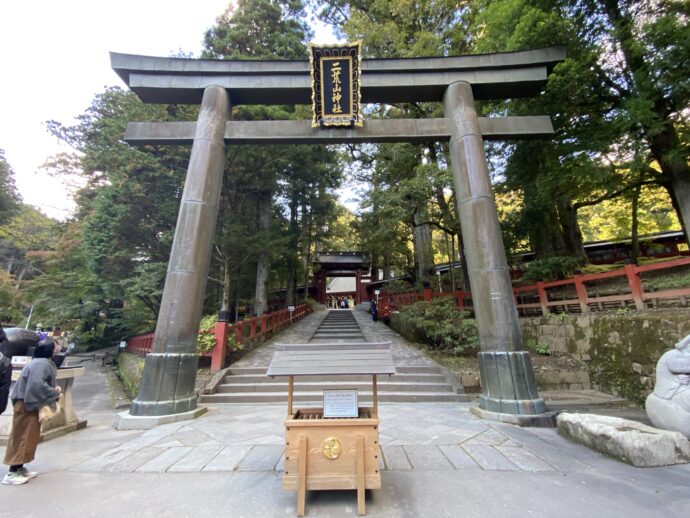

left=588, top=313, right=681, bottom=404
left=116, top=352, right=145, bottom=399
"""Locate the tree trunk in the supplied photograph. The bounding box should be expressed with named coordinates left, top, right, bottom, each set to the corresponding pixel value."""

left=285, top=195, right=299, bottom=306
left=301, top=202, right=312, bottom=303
left=444, top=231, right=456, bottom=292
left=382, top=248, right=392, bottom=280
left=557, top=195, right=587, bottom=262
left=630, top=184, right=642, bottom=261
left=650, top=129, right=690, bottom=242
left=527, top=203, right=568, bottom=258
left=411, top=204, right=435, bottom=285
left=254, top=190, right=271, bottom=316
left=221, top=257, right=231, bottom=314
left=457, top=233, right=471, bottom=291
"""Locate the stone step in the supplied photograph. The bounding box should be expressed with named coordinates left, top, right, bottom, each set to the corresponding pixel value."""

left=223, top=373, right=450, bottom=384
left=227, top=365, right=445, bottom=376
left=200, top=391, right=469, bottom=404
left=215, top=381, right=458, bottom=393
left=309, top=338, right=367, bottom=344
left=310, top=333, right=364, bottom=341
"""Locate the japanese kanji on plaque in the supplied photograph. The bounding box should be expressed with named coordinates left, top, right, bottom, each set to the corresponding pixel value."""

left=310, top=41, right=362, bottom=127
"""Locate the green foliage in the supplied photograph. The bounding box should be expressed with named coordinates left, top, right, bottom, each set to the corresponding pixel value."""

left=196, top=314, right=220, bottom=354
left=116, top=352, right=145, bottom=399
left=524, top=336, right=551, bottom=356
left=0, top=149, right=21, bottom=225
left=522, top=256, right=581, bottom=283
left=399, top=298, right=479, bottom=355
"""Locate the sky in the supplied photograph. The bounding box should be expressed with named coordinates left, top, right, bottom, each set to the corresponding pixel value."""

left=0, top=0, right=336, bottom=220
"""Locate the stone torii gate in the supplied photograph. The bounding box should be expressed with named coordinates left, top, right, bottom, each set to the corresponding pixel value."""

left=111, top=46, right=565, bottom=425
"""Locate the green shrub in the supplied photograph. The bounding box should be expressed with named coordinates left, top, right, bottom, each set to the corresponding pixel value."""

left=399, top=298, right=479, bottom=355
left=522, top=256, right=581, bottom=283
left=524, top=336, right=551, bottom=355
left=196, top=314, right=219, bottom=354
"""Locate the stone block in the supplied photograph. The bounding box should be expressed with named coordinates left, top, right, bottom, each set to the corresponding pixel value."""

left=557, top=413, right=690, bottom=467
left=550, top=337, right=567, bottom=353
left=113, top=406, right=207, bottom=430
left=540, top=325, right=555, bottom=336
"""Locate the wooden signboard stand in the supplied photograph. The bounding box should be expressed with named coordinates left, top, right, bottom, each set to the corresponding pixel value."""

left=268, top=343, right=395, bottom=516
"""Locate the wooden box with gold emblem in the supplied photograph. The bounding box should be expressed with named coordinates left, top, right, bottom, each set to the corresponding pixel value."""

left=268, top=343, right=395, bottom=517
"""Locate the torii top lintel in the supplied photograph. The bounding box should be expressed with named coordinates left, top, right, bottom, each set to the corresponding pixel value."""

left=110, top=46, right=565, bottom=106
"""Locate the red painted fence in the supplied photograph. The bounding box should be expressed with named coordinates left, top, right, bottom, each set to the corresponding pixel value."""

left=125, top=303, right=312, bottom=371
left=379, top=257, right=690, bottom=319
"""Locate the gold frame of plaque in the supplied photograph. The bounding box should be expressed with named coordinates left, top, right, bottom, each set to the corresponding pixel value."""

left=309, top=41, right=363, bottom=128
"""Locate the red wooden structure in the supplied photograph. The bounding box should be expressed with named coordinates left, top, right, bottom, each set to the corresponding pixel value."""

left=377, top=257, right=690, bottom=319
left=125, top=303, right=312, bottom=371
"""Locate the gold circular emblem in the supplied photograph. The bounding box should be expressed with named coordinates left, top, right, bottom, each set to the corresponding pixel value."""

left=322, top=437, right=342, bottom=460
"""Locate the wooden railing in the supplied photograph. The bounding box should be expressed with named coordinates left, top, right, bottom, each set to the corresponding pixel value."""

left=125, top=303, right=313, bottom=371
left=378, top=257, right=690, bottom=319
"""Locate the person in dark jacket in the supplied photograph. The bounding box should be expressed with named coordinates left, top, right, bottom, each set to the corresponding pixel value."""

left=0, top=325, right=10, bottom=415
left=0, top=351, right=10, bottom=415
left=2, top=341, right=61, bottom=485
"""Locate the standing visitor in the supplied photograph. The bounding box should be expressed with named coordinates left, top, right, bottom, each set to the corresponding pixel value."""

left=2, top=340, right=61, bottom=485
left=0, top=325, right=10, bottom=415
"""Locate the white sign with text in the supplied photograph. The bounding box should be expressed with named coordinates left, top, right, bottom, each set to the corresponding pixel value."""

left=323, top=390, right=359, bottom=418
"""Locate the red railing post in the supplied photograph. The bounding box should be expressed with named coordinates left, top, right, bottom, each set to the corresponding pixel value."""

left=456, top=290, right=464, bottom=310
left=573, top=275, right=590, bottom=313
left=211, top=321, right=229, bottom=372
left=625, top=263, right=646, bottom=310
left=424, top=287, right=433, bottom=302
left=536, top=282, right=549, bottom=316
left=250, top=317, right=257, bottom=339
left=235, top=322, right=243, bottom=344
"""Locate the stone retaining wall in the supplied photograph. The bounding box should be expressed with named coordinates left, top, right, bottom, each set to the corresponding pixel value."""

left=522, top=309, right=690, bottom=403
left=391, top=308, right=690, bottom=403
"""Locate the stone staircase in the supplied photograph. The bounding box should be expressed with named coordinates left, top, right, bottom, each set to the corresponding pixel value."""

left=200, top=309, right=469, bottom=405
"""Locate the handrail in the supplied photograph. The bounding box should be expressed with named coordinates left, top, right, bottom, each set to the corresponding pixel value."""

left=377, top=257, right=690, bottom=319
left=125, top=303, right=313, bottom=371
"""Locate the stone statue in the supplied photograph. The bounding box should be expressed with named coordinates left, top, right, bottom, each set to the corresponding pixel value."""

left=645, top=334, right=690, bottom=438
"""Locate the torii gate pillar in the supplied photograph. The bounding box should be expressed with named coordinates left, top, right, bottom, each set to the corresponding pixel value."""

left=444, top=82, right=545, bottom=418
left=127, top=85, right=231, bottom=418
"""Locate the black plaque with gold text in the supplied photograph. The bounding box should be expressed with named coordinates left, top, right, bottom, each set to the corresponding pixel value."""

left=310, top=42, right=362, bottom=127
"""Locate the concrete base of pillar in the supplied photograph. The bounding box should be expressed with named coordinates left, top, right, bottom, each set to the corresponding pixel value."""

left=129, top=352, right=199, bottom=416
left=113, top=406, right=207, bottom=431
left=470, top=406, right=558, bottom=427
left=478, top=350, right=546, bottom=414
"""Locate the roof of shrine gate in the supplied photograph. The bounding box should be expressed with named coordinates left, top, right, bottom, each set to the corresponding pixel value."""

left=110, top=46, right=565, bottom=105
left=314, top=252, right=369, bottom=265
left=314, top=252, right=370, bottom=274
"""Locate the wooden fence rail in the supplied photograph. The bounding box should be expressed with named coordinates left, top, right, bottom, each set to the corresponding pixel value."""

left=379, top=257, right=690, bottom=319
left=125, top=303, right=312, bottom=371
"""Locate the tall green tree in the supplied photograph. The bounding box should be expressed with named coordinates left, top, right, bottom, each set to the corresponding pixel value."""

left=0, top=149, right=21, bottom=225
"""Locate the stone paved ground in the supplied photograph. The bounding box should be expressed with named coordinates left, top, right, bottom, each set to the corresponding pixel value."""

left=4, top=309, right=690, bottom=517
left=68, top=403, right=569, bottom=474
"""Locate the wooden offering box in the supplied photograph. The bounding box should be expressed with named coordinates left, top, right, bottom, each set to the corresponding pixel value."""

left=268, top=343, right=395, bottom=516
